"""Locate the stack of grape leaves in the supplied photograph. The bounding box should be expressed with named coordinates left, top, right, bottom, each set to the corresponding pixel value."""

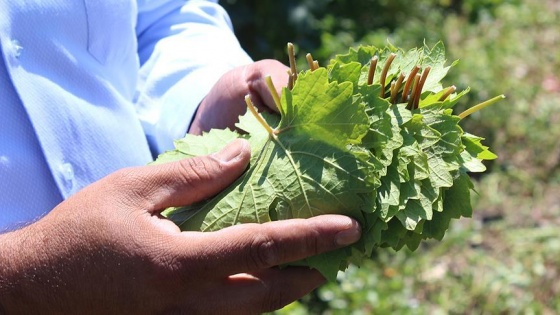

left=154, top=42, right=501, bottom=281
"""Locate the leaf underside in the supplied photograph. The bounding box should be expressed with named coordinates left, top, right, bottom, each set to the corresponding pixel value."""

left=155, top=42, right=496, bottom=281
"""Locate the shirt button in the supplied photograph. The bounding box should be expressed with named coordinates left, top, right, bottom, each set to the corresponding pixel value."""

left=6, top=39, right=23, bottom=67
left=10, top=39, right=23, bottom=58
left=59, top=162, right=76, bottom=192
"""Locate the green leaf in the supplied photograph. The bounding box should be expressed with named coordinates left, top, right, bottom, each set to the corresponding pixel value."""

left=278, top=68, right=370, bottom=149
left=155, top=42, right=498, bottom=281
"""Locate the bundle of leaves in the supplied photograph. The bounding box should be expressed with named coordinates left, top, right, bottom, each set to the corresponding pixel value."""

left=154, top=42, right=501, bottom=281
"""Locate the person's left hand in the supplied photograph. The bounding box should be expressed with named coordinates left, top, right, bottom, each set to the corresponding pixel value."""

left=188, top=59, right=288, bottom=135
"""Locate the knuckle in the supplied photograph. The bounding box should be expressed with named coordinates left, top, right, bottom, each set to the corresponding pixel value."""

left=261, top=285, right=287, bottom=313
left=248, top=232, right=279, bottom=270
left=304, top=228, right=322, bottom=256
left=176, top=157, right=219, bottom=187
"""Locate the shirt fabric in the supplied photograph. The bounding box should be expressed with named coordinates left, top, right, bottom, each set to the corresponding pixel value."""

left=0, top=0, right=253, bottom=231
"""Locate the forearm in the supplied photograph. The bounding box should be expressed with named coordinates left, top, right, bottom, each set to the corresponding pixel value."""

left=0, top=220, right=68, bottom=314
left=1, top=224, right=41, bottom=313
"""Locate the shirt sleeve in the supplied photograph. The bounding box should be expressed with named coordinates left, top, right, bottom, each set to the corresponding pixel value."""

left=134, top=0, right=253, bottom=155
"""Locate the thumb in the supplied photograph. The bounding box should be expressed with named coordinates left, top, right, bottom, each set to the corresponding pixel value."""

left=119, top=139, right=251, bottom=212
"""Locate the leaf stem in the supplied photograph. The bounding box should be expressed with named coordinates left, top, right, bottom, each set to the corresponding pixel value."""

left=380, top=53, right=396, bottom=98
left=402, top=65, right=420, bottom=103
left=265, top=76, right=282, bottom=114
left=458, top=94, right=505, bottom=119
left=438, top=85, right=456, bottom=101
left=407, top=73, right=421, bottom=109
left=313, top=60, right=319, bottom=70
left=245, top=95, right=276, bottom=138
left=306, top=53, right=315, bottom=71
left=367, top=56, right=379, bottom=85
left=391, top=72, right=406, bottom=104
left=413, top=66, right=431, bottom=109
left=287, top=69, right=294, bottom=90
left=287, top=43, right=298, bottom=82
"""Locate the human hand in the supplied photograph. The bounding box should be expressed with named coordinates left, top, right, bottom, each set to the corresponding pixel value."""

left=0, top=139, right=361, bottom=315
left=189, top=59, right=289, bottom=135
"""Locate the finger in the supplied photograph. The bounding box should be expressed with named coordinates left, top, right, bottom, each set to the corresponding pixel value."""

left=217, top=267, right=325, bottom=314
left=246, top=59, right=289, bottom=112
left=174, top=215, right=361, bottom=277
left=111, top=139, right=251, bottom=212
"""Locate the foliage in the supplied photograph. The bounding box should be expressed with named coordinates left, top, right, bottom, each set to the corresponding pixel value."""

left=222, top=0, right=560, bottom=313
left=156, top=43, right=498, bottom=281
left=221, top=0, right=520, bottom=63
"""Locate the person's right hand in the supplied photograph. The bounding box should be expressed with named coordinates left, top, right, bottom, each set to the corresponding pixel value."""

left=0, top=139, right=361, bottom=315
left=188, top=59, right=289, bottom=135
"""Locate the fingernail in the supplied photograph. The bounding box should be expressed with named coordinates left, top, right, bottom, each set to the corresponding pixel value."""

left=335, top=219, right=361, bottom=246
left=215, top=139, right=247, bottom=163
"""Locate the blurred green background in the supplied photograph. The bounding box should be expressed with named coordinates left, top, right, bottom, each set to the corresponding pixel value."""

left=222, top=0, right=560, bottom=313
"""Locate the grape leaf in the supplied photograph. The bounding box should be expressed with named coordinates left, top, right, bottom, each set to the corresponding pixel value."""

left=156, top=42, right=498, bottom=281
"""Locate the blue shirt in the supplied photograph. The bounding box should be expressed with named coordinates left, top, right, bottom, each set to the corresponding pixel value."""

left=0, top=0, right=252, bottom=231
